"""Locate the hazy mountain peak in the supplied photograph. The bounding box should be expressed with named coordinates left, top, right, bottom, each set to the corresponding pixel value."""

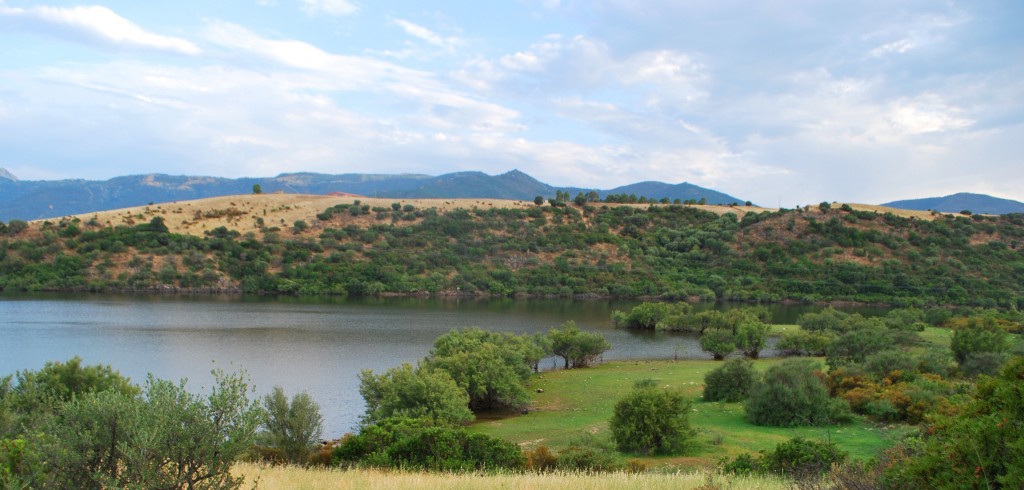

left=883, top=192, right=1024, bottom=215
left=0, top=167, right=17, bottom=181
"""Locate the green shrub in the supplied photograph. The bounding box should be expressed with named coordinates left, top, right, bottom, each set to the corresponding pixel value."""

left=745, top=359, right=850, bottom=426
left=950, top=317, right=1009, bottom=365
left=722, top=437, right=847, bottom=480
left=357, top=364, right=473, bottom=426
left=610, top=380, right=694, bottom=455
left=555, top=434, right=622, bottom=472
left=883, top=357, right=1024, bottom=489
left=703, top=358, right=756, bottom=403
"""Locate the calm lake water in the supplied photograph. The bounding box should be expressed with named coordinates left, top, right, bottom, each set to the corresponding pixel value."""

left=0, top=294, right=887, bottom=437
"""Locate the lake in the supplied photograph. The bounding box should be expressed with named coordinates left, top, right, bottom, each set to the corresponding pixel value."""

left=0, top=294, right=886, bottom=437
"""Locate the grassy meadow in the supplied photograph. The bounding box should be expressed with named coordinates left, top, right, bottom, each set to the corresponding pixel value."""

left=471, top=357, right=902, bottom=468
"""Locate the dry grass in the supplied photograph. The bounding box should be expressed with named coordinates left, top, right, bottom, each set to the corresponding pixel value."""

left=232, top=462, right=790, bottom=490
left=43, top=193, right=776, bottom=238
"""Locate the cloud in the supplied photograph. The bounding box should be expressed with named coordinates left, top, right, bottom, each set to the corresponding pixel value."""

left=392, top=19, right=462, bottom=53
left=301, top=0, right=357, bottom=17
left=0, top=4, right=200, bottom=56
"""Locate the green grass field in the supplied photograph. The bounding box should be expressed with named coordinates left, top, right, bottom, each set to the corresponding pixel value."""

left=471, top=357, right=903, bottom=468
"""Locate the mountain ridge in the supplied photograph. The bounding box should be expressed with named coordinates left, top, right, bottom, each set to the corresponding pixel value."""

left=0, top=170, right=746, bottom=221
left=882, top=192, right=1024, bottom=215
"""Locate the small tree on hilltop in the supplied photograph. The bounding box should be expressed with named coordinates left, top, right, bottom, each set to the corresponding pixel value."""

left=610, top=380, right=695, bottom=456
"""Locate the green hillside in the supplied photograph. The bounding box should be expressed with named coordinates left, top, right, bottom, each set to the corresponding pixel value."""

left=1, top=202, right=1023, bottom=307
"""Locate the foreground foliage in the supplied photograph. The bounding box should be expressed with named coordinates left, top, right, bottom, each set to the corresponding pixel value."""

left=0, top=362, right=263, bottom=489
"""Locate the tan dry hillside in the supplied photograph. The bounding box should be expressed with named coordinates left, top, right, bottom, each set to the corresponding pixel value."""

left=37, top=193, right=941, bottom=238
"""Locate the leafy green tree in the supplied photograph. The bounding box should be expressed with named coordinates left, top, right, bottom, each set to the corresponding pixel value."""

left=358, top=363, right=473, bottom=426
left=425, top=328, right=541, bottom=411
left=745, top=360, right=850, bottom=427
left=533, top=195, right=544, bottom=206
left=548, top=321, right=611, bottom=369
left=260, top=386, right=324, bottom=464
left=609, top=380, right=694, bottom=455
left=735, top=318, right=770, bottom=359
left=699, top=329, right=736, bottom=360
left=252, top=184, right=262, bottom=194
left=703, top=358, right=757, bottom=403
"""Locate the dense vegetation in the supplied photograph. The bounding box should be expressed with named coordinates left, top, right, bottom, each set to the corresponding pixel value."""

left=2, top=202, right=1024, bottom=307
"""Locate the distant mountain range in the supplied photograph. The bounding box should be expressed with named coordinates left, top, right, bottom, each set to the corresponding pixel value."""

left=882, top=193, right=1024, bottom=215
left=0, top=169, right=747, bottom=221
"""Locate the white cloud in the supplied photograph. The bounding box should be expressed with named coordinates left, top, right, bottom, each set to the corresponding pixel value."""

left=393, top=19, right=461, bottom=52
left=0, top=4, right=200, bottom=56
left=301, top=0, right=357, bottom=17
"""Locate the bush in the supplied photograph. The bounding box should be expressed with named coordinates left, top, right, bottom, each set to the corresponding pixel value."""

left=334, top=418, right=524, bottom=471
left=610, top=380, right=694, bottom=455
left=357, top=364, right=473, bottom=426
left=950, top=317, right=1009, bottom=365
left=703, top=358, right=756, bottom=403
left=555, top=434, right=622, bottom=472
left=745, top=359, right=849, bottom=426
left=722, top=437, right=847, bottom=480
left=883, top=357, right=1024, bottom=488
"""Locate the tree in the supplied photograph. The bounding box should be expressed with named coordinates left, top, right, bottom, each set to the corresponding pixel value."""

left=735, top=318, right=770, bottom=359
left=699, top=328, right=736, bottom=360
left=610, top=380, right=694, bottom=455
left=252, top=184, right=262, bottom=194
left=533, top=195, right=544, bottom=206
left=703, top=358, right=757, bottom=403
left=548, top=321, right=611, bottom=369
left=28, top=370, right=264, bottom=490
left=425, top=328, right=540, bottom=411
left=358, top=363, right=473, bottom=426
left=745, top=359, right=849, bottom=427
left=260, top=386, right=324, bottom=464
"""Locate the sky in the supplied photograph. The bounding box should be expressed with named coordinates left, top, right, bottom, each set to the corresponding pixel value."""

left=1, top=1, right=1022, bottom=206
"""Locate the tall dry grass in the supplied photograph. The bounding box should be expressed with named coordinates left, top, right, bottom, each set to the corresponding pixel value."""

left=233, top=462, right=791, bottom=490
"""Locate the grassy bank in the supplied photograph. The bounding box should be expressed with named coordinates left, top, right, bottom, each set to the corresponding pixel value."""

left=472, top=358, right=902, bottom=468
left=232, top=463, right=790, bottom=490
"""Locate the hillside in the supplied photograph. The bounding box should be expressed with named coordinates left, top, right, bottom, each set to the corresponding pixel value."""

left=0, top=170, right=746, bottom=221
left=2, top=195, right=1021, bottom=307
left=883, top=192, right=1024, bottom=215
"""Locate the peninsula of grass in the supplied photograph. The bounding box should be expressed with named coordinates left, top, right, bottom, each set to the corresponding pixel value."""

left=471, top=358, right=903, bottom=468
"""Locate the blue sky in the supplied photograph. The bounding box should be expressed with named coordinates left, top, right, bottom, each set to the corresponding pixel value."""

left=1, top=0, right=1022, bottom=206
